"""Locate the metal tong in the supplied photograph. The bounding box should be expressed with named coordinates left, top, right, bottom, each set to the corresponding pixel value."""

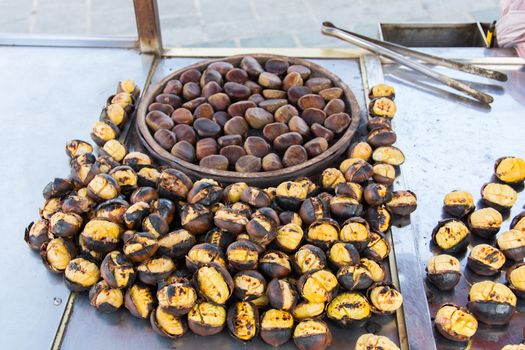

left=321, top=22, right=507, bottom=104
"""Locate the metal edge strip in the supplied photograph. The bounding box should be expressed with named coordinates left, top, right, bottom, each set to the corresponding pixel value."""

left=0, top=34, right=138, bottom=49
left=48, top=55, right=160, bottom=349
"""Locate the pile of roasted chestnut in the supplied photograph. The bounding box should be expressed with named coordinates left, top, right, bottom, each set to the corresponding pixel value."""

left=24, top=80, right=414, bottom=350
left=427, top=156, right=525, bottom=344
left=145, top=56, right=353, bottom=172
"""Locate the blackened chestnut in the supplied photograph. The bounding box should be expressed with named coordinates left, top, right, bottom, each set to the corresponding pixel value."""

left=89, top=280, right=123, bottom=313
left=266, top=278, right=298, bottom=311
left=367, top=282, right=403, bottom=314
left=227, top=301, right=259, bottom=341
left=339, top=217, right=370, bottom=251
left=101, top=250, right=136, bottom=289
left=259, top=250, right=292, bottom=279
left=355, top=333, right=399, bottom=350
left=307, top=219, right=340, bottom=250
left=327, top=242, right=360, bottom=269
left=467, top=243, right=505, bottom=276
left=260, top=309, right=294, bottom=347
left=227, top=240, right=260, bottom=270
left=467, top=280, right=516, bottom=325
left=40, top=237, right=76, bottom=273
left=185, top=243, right=226, bottom=272
left=123, top=232, right=158, bottom=263
left=293, top=319, right=332, bottom=350
left=365, top=206, right=391, bottom=233
left=364, top=183, right=391, bottom=206
left=443, top=190, right=475, bottom=218
left=157, top=168, right=193, bottom=200
left=337, top=264, right=374, bottom=291
left=24, top=219, right=51, bottom=250
left=65, top=139, right=93, bottom=159
left=233, top=270, right=267, bottom=301
left=363, top=232, right=391, bottom=261
left=150, top=307, right=188, bottom=338
left=49, top=211, right=83, bottom=238
left=386, top=190, right=417, bottom=216
left=181, top=203, right=213, bottom=235
left=426, top=254, right=461, bottom=291
left=158, top=229, right=196, bottom=259
left=137, top=256, right=175, bottom=285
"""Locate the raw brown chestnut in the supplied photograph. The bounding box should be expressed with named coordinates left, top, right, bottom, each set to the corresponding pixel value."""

left=283, top=145, right=308, bottom=168
left=187, top=301, right=227, bottom=336
left=235, top=155, right=261, bottom=172
left=171, top=108, right=193, bottom=124
left=241, top=56, right=264, bottom=77
left=200, top=155, right=229, bottom=170
left=154, top=129, right=177, bottom=150
left=283, top=71, right=303, bottom=91
left=324, top=112, right=350, bottom=134
left=289, top=116, right=310, bottom=137
left=287, top=85, right=312, bottom=105
left=435, top=303, right=478, bottom=342
left=302, top=108, right=327, bottom=126
left=171, top=141, right=196, bottom=162
left=262, top=153, right=283, bottom=171
left=146, top=110, right=174, bottom=132
left=173, top=124, right=197, bottom=144
left=244, top=136, right=271, bottom=158
left=266, top=278, right=298, bottom=311
left=226, top=68, right=248, bottom=83
left=274, top=132, right=303, bottom=153
left=426, top=254, right=461, bottom=291
left=227, top=301, right=259, bottom=341
left=293, top=319, right=332, bottom=350
left=288, top=65, right=311, bottom=79
left=298, top=94, right=326, bottom=110
left=265, top=58, right=289, bottom=75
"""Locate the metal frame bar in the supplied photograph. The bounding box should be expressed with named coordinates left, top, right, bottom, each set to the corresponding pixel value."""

left=133, top=0, right=163, bottom=54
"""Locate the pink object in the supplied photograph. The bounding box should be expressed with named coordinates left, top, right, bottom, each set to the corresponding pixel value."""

left=497, top=0, right=525, bottom=57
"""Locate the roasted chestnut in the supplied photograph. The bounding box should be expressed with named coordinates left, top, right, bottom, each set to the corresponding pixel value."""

left=372, top=163, right=396, bottom=185
left=227, top=240, right=260, bottom=270
left=386, top=190, right=417, bottom=216
left=339, top=217, right=370, bottom=252
left=65, top=139, right=93, bottom=158
left=360, top=258, right=386, bottom=283
left=123, top=201, right=150, bottom=230
left=96, top=198, right=129, bottom=225
left=497, top=229, right=525, bottom=261
left=185, top=243, right=226, bottom=271
left=467, top=207, right=502, bottom=239
left=48, top=211, right=83, bottom=238
left=223, top=182, right=248, bottom=204
left=510, top=211, right=525, bottom=231
left=24, top=219, right=51, bottom=250
left=122, top=152, right=152, bottom=171
left=158, top=229, right=196, bottom=259
left=233, top=270, right=267, bottom=301
left=334, top=182, right=363, bottom=202
left=181, top=203, right=213, bottom=235
left=64, top=257, right=100, bottom=292
left=259, top=250, right=292, bottom=279
left=467, top=243, right=505, bottom=276
left=260, top=309, right=294, bottom=347
left=87, top=174, right=120, bottom=202
left=276, top=181, right=308, bottom=211
left=101, top=139, right=127, bottom=162
left=369, top=83, right=395, bottom=100
left=42, top=178, right=74, bottom=200
left=337, top=264, right=374, bottom=291
left=137, top=167, right=161, bottom=187
left=432, top=219, right=470, bottom=253
left=327, top=292, right=371, bottom=327
left=426, top=254, right=461, bottom=291
left=81, top=217, right=122, bottom=253
left=276, top=223, right=304, bottom=252
left=91, top=120, right=119, bottom=146
left=506, top=262, right=525, bottom=298
left=266, top=278, right=298, bottom=311
left=320, top=168, right=346, bottom=189
left=367, top=282, right=403, bottom=314
left=194, top=263, right=234, bottom=305
left=157, top=168, right=193, bottom=200
left=355, top=333, right=399, bottom=350
left=307, top=219, right=340, bottom=250
left=293, top=319, right=332, bottom=350
left=89, top=280, right=123, bottom=313
left=150, top=198, right=176, bottom=225
left=298, top=269, right=338, bottom=303
left=292, top=301, right=325, bottom=321
left=342, top=159, right=374, bottom=183
left=443, top=190, right=475, bottom=218
left=327, top=242, right=360, bottom=268
left=363, top=232, right=391, bottom=261
left=227, top=301, right=259, bottom=341
left=130, top=187, right=158, bottom=204
left=365, top=206, right=391, bottom=233
left=241, top=186, right=271, bottom=208
left=187, top=301, right=227, bottom=336
left=495, top=156, right=525, bottom=184
left=293, top=245, right=327, bottom=275
left=364, top=183, right=391, bottom=206
left=150, top=308, right=188, bottom=340
left=137, top=256, right=175, bottom=285
left=246, top=214, right=277, bottom=247
left=100, top=250, right=136, bottom=289
left=435, top=303, right=478, bottom=342
left=204, top=228, right=235, bottom=250
left=125, top=283, right=155, bottom=319
left=369, top=97, right=396, bottom=118
left=214, top=207, right=249, bottom=235
left=123, top=232, right=158, bottom=263
left=481, top=182, right=517, bottom=210
left=300, top=197, right=329, bottom=227
left=347, top=142, right=372, bottom=161
left=157, top=278, right=197, bottom=316
left=467, top=280, right=516, bottom=325
left=372, top=146, right=405, bottom=166
left=187, top=179, right=223, bottom=206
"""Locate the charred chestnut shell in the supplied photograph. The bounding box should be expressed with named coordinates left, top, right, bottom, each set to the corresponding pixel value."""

left=109, top=166, right=138, bottom=194
left=187, top=301, right=227, bottom=336
left=329, top=195, right=363, bottom=221
left=204, top=227, right=236, bottom=250
left=214, top=207, right=250, bottom=235
left=181, top=203, right=213, bottom=235
left=42, top=178, right=74, bottom=200
left=293, top=319, right=332, bottom=350
left=266, top=278, right=298, bottom=311
left=360, top=258, right=386, bottom=283
left=65, top=139, right=93, bottom=158
left=294, top=244, right=327, bottom=275
left=150, top=307, right=188, bottom=339
left=355, top=333, right=399, bottom=350
left=227, top=240, right=260, bottom=270
left=151, top=198, right=176, bottom=225
left=233, top=270, right=267, bottom=301
left=467, top=280, right=516, bottom=325
left=123, top=201, right=150, bottom=230
left=386, top=190, right=417, bottom=216
left=343, top=159, right=374, bottom=183
left=125, top=282, right=155, bottom=319
left=187, top=178, right=223, bottom=206
left=227, top=301, right=259, bottom=341
left=241, top=186, right=271, bottom=208
left=185, top=242, right=226, bottom=271
left=339, top=217, right=370, bottom=252
left=468, top=207, right=502, bottom=239
left=260, top=309, right=294, bottom=347
left=64, top=257, right=100, bottom=292
left=158, top=229, right=196, bottom=259
left=327, top=242, right=360, bottom=269
left=246, top=214, right=277, bottom=247
left=157, top=168, right=193, bottom=200
left=87, top=174, right=121, bottom=202
left=194, top=263, right=234, bottom=305
left=367, top=282, right=403, bottom=315
left=363, top=232, right=391, bottom=261
left=25, top=219, right=52, bottom=250
left=327, top=292, right=371, bottom=327
left=137, top=256, right=176, bottom=285
left=334, top=182, right=363, bottom=202
left=432, top=219, right=470, bottom=253
left=80, top=217, right=122, bottom=253
left=369, top=83, right=395, bottom=100
left=364, top=183, right=391, bottom=207
left=497, top=229, right=525, bottom=261
left=510, top=211, right=525, bottom=231
left=467, top=243, right=506, bottom=276
left=337, top=264, right=374, bottom=291
left=276, top=181, right=308, bottom=211
left=156, top=278, right=197, bottom=316
left=299, top=197, right=330, bottom=227
left=137, top=166, right=161, bottom=187
left=89, top=280, right=123, bottom=313
left=369, top=97, right=396, bottom=118
left=365, top=206, right=391, bottom=233
left=443, top=190, right=475, bottom=218
left=259, top=250, right=292, bottom=279
left=48, top=211, right=83, bottom=238
left=306, top=219, right=340, bottom=250
left=426, top=254, right=461, bottom=291
left=298, top=269, right=338, bottom=303
left=434, top=303, right=478, bottom=342
left=506, top=262, right=525, bottom=298
left=130, top=186, right=158, bottom=204
left=100, top=250, right=136, bottom=289
left=123, top=231, right=159, bottom=263
left=122, top=152, right=152, bottom=171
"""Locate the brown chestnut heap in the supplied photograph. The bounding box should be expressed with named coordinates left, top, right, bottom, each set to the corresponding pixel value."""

left=146, top=56, right=354, bottom=172
left=24, top=81, right=412, bottom=349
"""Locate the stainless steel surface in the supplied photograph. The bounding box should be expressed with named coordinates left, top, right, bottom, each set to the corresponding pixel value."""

left=379, top=23, right=489, bottom=48
left=384, top=59, right=525, bottom=349
left=322, top=22, right=494, bottom=104
left=0, top=45, right=153, bottom=348
left=0, top=34, right=137, bottom=48
left=337, top=27, right=506, bottom=82
left=361, top=54, right=437, bottom=350
left=134, top=0, right=162, bottom=54
left=61, top=55, right=405, bottom=350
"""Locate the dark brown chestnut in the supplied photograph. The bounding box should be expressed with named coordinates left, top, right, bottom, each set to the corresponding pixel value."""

left=426, top=254, right=461, bottom=291
left=180, top=203, right=212, bottom=236
left=467, top=280, right=516, bottom=325
left=293, top=319, right=332, bottom=350
left=233, top=270, right=267, bottom=301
